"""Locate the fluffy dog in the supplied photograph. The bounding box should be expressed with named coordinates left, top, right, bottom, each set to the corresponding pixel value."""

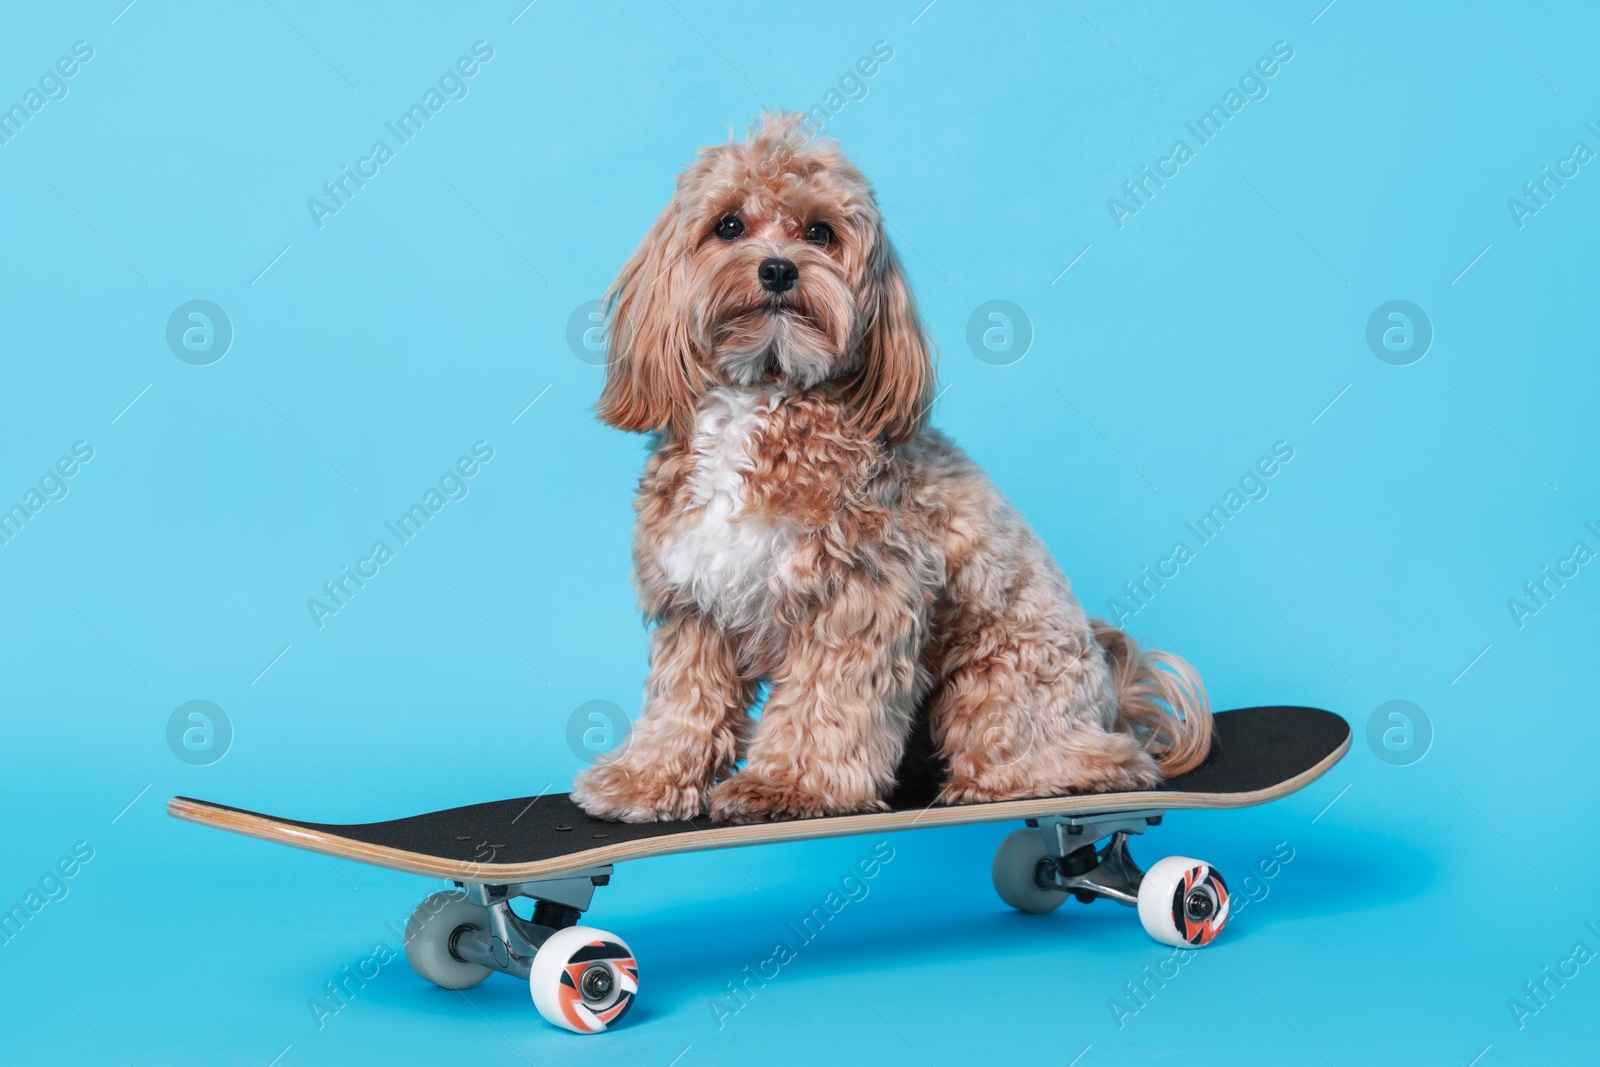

left=571, top=112, right=1211, bottom=824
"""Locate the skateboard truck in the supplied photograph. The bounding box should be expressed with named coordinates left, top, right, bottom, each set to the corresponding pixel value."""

left=402, top=866, right=639, bottom=1035
left=1030, top=809, right=1162, bottom=906
left=995, top=808, right=1230, bottom=950
left=447, top=867, right=613, bottom=981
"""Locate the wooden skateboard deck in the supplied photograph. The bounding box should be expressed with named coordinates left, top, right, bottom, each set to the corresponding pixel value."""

left=168, top=706, right=1348, bottom=883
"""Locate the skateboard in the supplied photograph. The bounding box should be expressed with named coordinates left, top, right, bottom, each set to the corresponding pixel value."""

left=168, top=704, right=1348, bottom=1035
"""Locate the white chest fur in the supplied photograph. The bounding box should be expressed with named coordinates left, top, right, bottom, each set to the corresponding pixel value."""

left=655, top=387, right=792, bottom=628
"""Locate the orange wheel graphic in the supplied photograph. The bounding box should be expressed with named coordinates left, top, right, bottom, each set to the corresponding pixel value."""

left=1138, top=856, right=1230, bottom=947
left=529, top=925, right=639, bottom=1034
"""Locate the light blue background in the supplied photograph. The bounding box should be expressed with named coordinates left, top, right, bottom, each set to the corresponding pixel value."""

left=2, top=1, right=1597, bottom=1063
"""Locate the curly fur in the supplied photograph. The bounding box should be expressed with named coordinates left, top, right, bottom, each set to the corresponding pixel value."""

left=572, top=112, right=1212, bottom=824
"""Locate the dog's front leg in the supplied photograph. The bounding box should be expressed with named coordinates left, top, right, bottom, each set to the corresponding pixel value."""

left=571, top=611, right=754, bottom=822
left=709, top=575, right=927, bottom=823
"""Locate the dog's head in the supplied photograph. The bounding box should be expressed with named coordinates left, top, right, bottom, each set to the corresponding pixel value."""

left=597, top=111, right=933, bottom=443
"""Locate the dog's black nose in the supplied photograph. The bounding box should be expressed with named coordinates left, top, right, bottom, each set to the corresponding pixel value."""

left=758, top=257, right=798, bottom=294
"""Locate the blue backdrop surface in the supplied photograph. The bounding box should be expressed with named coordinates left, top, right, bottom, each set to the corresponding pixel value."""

left=1, top=1, right=1597, bottom=1063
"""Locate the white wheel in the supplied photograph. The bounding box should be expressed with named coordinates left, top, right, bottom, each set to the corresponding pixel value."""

left=404, top=891, right=494, bottom=989
left=529, top=925, right=639, bottom=1034
left=991, top=829, right=1068, bottom=914
left=1137, top=856, right=1230, bottom=947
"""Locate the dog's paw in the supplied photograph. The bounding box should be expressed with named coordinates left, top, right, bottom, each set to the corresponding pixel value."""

left=708, top=772, right=886, bottom=824
left=570, top=761, right=708, bottom=823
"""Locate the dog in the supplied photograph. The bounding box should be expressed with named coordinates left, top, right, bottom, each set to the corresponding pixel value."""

left=571, top=111, right=1212, bottom=824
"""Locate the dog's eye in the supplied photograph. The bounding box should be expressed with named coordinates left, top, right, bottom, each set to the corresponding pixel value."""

left=804, top=222, right=833, bottom=245
left=715, top=216, right=745, bottom=241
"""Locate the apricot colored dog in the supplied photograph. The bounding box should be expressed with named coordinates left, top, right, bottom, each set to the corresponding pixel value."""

left=572, top=113, right=1210, bottom=824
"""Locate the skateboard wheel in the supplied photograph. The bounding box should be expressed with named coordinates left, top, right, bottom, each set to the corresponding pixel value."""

left=1137, top=856, right=1230, bottom=948
left=404, top=891, right=494, bottom=990
left=991, top=829, right=1068, bottom=914
left=529, top=925, right=639, bottom=1034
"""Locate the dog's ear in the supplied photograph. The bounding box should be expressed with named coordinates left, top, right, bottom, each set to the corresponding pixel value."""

left=846, top=235, right=935, bottom=444
left=596, top=201, right=706, bottom=438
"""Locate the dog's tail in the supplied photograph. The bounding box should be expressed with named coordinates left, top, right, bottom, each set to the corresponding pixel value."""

left=1091, top=620, right=1213, bottom=778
